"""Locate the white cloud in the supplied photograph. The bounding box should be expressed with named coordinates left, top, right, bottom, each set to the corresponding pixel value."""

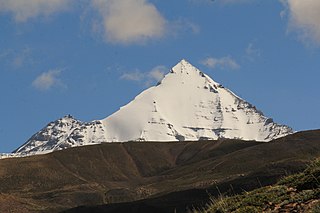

left=245, top=42, right=261, bottom=61
left=148, top=66, right=166, bottom=82
left=120, top=65, right=167, bottom=86
left=201, top=56, right=240, bottom=70
left=282, top=0, right=320, bottom=45
left=0, top=0, right=71, bottom=22
left=32, top=69, right=63, bottom=91
left=92, top=0, right=167, bottom=44
left=120, top=71, right=144, bottom=81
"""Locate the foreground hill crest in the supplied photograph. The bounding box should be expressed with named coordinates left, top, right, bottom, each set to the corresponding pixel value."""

left=8, top=59, right=293, bottom=157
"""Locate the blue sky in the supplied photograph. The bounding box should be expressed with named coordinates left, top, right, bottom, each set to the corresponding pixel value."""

left=1, top=0, right=320, bottom=152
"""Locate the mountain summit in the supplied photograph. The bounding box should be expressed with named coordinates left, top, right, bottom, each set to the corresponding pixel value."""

left=9, top=59, right=293, bottom=157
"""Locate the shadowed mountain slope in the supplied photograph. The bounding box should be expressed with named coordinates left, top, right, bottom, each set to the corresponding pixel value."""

left=0, top=130, right=319, bottom=212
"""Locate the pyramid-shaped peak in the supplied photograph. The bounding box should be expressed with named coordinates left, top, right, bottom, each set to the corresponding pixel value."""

left=179, top=59, right=191, bottom=65
left=168, top=59, right=219, bottom=86
left=171, top=59, right=200, bottom=74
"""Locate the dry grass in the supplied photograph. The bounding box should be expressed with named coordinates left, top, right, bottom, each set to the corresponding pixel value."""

left=195, top=158, right=320, bottom=213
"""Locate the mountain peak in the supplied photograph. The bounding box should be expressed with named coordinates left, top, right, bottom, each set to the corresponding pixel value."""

left=60, top=114, right=77, bottom=121
left=178, top=58, right=190, bottom=65
left=171, top=59, right=198, bottom=74
left=63, top=114, right=75, bottom=119
left=7, top=59, right=293, bottom=157
left=168, top=59, right=219, bottom=88
left=99, top=60, right=292, bottom=143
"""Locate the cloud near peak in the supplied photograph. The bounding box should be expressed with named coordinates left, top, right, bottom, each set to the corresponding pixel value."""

left=92, top=0, right=167, bottom=44
left=120, top=65, right=167, bottom=86
left=32, top=69, right=63, bottom=91
left=201, top=56, right=240, bottom=70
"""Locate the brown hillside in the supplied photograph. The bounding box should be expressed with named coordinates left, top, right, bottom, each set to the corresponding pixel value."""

left=0, top=130, right=319, bottom=212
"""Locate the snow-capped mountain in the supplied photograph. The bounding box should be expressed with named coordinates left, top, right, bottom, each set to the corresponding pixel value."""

left=13, top=115, right=106, bottom=155
left=4, top=59, right=293, bottom=158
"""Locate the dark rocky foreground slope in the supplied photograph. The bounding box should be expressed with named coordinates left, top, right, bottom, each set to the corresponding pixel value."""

left=0, top=130, right=319, bottom=212
left=193, top=157, right=320, bottom=213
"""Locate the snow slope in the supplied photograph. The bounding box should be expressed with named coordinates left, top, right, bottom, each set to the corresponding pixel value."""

left=101, top=59, right=292, bottom=142
left=2, top=59, right=293, bottom=158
